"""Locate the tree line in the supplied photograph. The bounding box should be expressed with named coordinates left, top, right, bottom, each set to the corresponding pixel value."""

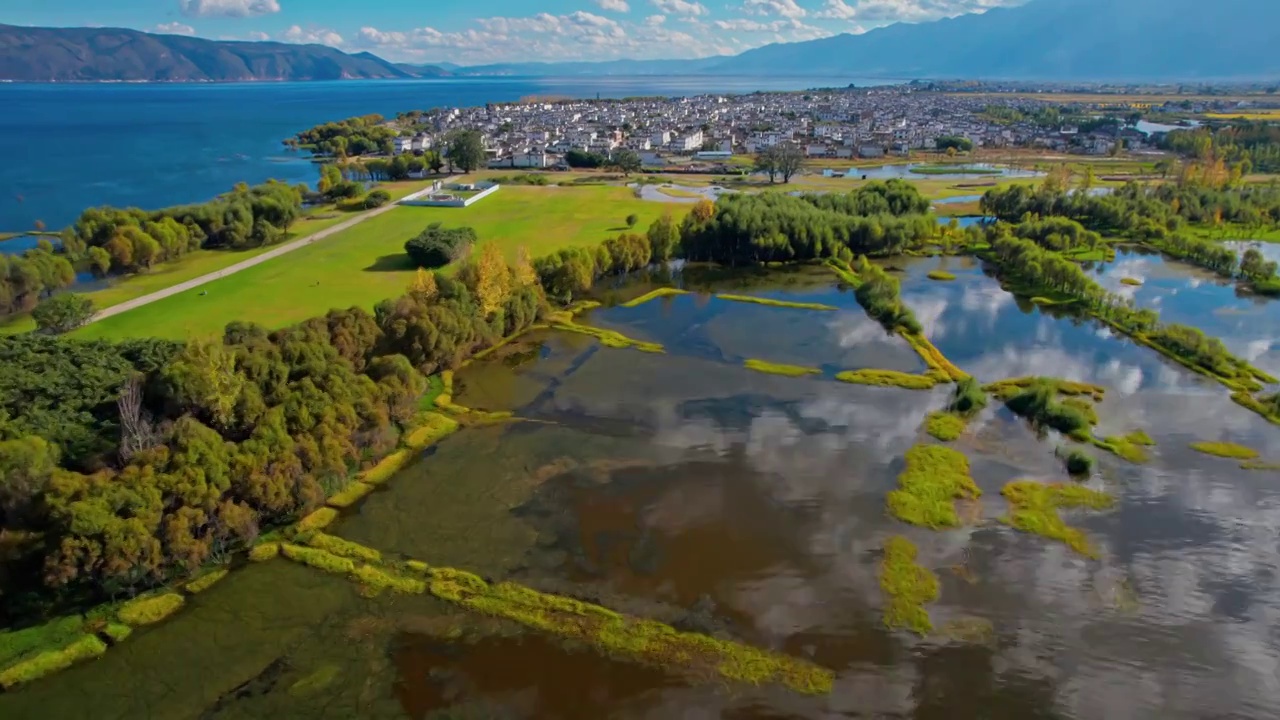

left=1162, top=122, right=1280, bottom=174
left=0, top=244, right=543, bottom=617
left=286, top=114, right=398, bottom=158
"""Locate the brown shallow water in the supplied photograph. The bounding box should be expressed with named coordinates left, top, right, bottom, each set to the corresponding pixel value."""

left=3, top=260, right=1280, bottom=719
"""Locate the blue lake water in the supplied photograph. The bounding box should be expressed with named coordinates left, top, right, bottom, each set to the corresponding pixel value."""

left=0, top=76, right=858, bottom=232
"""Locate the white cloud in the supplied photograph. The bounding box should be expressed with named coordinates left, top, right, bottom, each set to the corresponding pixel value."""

left=153, top=22, right=196, bottom=35
left=246, top=30, right=271, bottom=41
left=593, top=0, right=631, bottom=11
left=180, top=0, right=280, bottom=18
left=743, top=0, right=807, bottom=18
left=279, top=25, right=344, bottom=47
left=644, top=14, right=667, bottom=25
left=815, top=0, right=857, bottom=19
left=649, top=0, right=709, bottom=17
left=813, top=0, right=1026, bottom=24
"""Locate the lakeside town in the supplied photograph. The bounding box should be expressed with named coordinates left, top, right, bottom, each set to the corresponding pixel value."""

left=361, top=84, right=1272, bottom=172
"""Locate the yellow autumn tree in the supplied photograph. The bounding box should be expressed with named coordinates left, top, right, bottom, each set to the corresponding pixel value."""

left=408, top=267, right=438, bottom=302
left=513, top=246, right=538, bottom=288
left=461, top=242, right=512, bottom=317
left=692, top=199, right=716, bottom=223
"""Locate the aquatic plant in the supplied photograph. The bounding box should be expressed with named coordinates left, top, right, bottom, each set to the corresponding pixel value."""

left=296, top=507, right=339, bottom=533
left=249, top=542, right=280, bottom=562
left=404, top=412, right=461, bottom=448
left=1060, top=447, right=1095, bottom=475
left=836, top=368, right=938, bottom=390
left=117, top=592, right=185, bottom=627
left=289, top=664, right=341, bottom=697
left=1093, top=433, right=1152, bottom=464
left=183, top=567, right=229, bottom=594
left=101, top=623, right=132, bottom=644
left=1120, top=277, right=1143, bottom=286
left=744, top=359, right=822, bottom=378
left=280, top=543, right=356, bottom=575
left=0, top=635, right=107, bottom=691
left=925, top=412, right=966, bottom=442
left=1001, top=480, right=1114, bottom=559
left=983, top=376, right=1105, bottom=402
left=888, top=444, right=982, bottom=529
left=927, top=270, right=957, bottom=281
left=901, top=330, right=968, bottom=382
left=425, top=567, right=834, bottom=694
left=306, top=533, right=382, bottom=564
left=351, top=564, right=427, bottom=597
left=326, top=480, right=376, bottom=508
left=947, top=376, right=988, bottom=417
left=620, top=287, right=689, bottom=308
left=1003, top=379, right=1093, bottom=438
left=1189, top=440, right=1260, bottom=460
left=715, top=293, right=838, bottom=311
left=0, top=615, right=85, bottom=670
left=878, top=536, right=940, bottom=636
left=551, top=321, right=665, bottom=353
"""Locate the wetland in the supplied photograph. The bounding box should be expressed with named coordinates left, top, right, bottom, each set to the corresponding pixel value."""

left=5, top=254, right=1280, bottom=720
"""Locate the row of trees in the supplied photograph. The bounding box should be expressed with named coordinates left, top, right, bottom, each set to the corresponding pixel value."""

left=753, top=143, right=804, bottom=184
left=0, top=245, right=75, bottom=316
left=1162, top=122, right=1280, bottom=174
left=286, top=114, right=398, bottom=158
left=0, top=246, right=544, bottom=612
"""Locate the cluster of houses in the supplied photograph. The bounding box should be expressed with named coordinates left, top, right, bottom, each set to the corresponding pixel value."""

left=383, top=86, right=1199, bottom=169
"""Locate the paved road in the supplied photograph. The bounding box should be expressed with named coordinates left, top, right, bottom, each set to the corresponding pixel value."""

left=91, top=185, right=437, bottom=324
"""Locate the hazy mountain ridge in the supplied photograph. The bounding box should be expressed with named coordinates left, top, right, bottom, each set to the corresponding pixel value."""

left=0, top=24, right=421, bottom=82
left=2, top=0, right=1278, bottom=83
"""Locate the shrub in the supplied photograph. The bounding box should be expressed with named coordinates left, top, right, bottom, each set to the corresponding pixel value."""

left=404, top=223, right=477, bottom=269
left=1061, top=448, right=1095, bottom=475
left=625, top=213, right=639, bottom=228
left=117, top=592, right=185, bottom=626
left=363, top=189, right=392, bottom=209
left=32, top=293, right=95, bottom=335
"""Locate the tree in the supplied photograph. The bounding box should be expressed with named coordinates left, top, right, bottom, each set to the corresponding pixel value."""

left=404, top=224, right=477, bottom=269
left=691, top=199, right=716, bottom=224
left=445, top=129, right=486, bottom=173
left=611, top=149, right=642, bottom=177
left=87, top=246, right=112, bottom=278
left=775, top=142, right=803, bottom=183
left=626, top=213, right=639, bottom=228
left=32, top=293, right=95, bottom=334
left=425, top=150, right=445, bottom=174
left=646, top=213, right=680, bottom=263
left=753, top=148, right=779, bottom=183
left=408, top=267, right=438, bottom=301
left=363, top=189, right=391, bottom=209
left=459, top=242, right=512, bottom=317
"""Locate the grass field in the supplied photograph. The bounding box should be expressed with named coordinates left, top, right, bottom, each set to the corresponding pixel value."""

left=80, top=184, right=682, bottom=340
left=0, top=180, right=438, bottom=335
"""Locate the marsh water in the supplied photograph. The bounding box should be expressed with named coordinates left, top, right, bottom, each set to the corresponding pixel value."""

left=4, top=257, right=1280, bottom=719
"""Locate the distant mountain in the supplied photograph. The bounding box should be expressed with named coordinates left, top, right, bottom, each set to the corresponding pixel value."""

left=450, top=0, right=1280, bottom=82
left=0, top=24, right=415, bottom=82
left=393, top=62, right=452, bottom=77
left=706, top=0, right=1280, bottom=81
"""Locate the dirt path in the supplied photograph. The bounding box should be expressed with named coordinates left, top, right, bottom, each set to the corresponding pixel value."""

left=91, top=186, right=436, bottom=324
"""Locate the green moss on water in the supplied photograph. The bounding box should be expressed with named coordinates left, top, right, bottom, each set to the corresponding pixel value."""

left=306, top=533, right=382, bottom=563
left=879, top=536, right=940, bottom=636
left=1001, top=480, right=1114, bottom=559
left=1120, top=277, right=1144, bottom=286
left=101, top=623, right=132, bottom=644
left=984, top=377, right=1105, bottom=402
left=289, top=664, right=341, bottom=697
left=424, top=567, right=833, bottom=694
left=249, top=542, right=280, bottom=561
left=1059, top=447, right=1096, bottom=475
left=280, top=543, right=356, bottom=575
left=620, top=287, right=689, bottom=308
left=837, top=368, right=938, bottom=390
left=714, top=293, right=838, bottom=311
left=888, top=444, right=982, bottom=529
left=900, top=330, right=968, bottom=382
left=744, top=359, right=822, bottom=378
left=403, top=412, right=460, bottom=448
left=1240, top=460, right=1280, bottom=471
left=351, top=564, right=427, bottom=597
left=117, top=593, right=185, bottom=627
left=927, top=270, right=957, bottom=281
left=925, top=411, right=966, bottom=441
left=327, top=481, right=376, bottom=508
left=296, top=507, right=339, bottom=533
left=551, top=321, right=665, bottom=354
left=948, top=376, right=988, bottom=417
left=1190, top=440, right=1260, bottom=460
left=0, top=635, right=107, bottom=691
left=1093, top=433, right=1153, bottom=464
left=183, top=567, right=229, bottom=594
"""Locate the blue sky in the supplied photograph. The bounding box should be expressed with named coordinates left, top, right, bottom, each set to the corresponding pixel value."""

left=3, top=0, right=1027, bottom=64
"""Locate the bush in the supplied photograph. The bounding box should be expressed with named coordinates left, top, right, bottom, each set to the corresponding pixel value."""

left=363, top=189, right=391, bottom=209
left=404, top=223, right=477, bottom=269
left=0, top=635, right=107, bottom=690
left=32, top=293, right=95, bottom=335
left=625, top=213, right=639, bottom=227
left=1061, top=448, right=1095, bottom=475
left=117, top=592, right=185, bottom=626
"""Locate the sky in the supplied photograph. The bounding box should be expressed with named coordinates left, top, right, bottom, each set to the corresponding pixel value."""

left=2, top=0, right=1030, bottom=65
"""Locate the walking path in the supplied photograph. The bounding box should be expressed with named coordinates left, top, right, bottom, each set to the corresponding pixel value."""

left=91, top=186, right=437, bottom=324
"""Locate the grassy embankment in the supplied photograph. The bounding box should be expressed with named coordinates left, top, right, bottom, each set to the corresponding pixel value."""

left=264, top=534, right=835, bottom=694
left=79, top=185, right=679, bottom=341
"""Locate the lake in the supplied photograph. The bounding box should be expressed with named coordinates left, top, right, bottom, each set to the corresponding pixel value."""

left=0, top=76, right=874, bottom=233
left=4, top=259, right=1279, bottom=719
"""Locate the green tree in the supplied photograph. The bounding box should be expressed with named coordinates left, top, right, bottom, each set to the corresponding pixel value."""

left=32, top=293, right=95, bottom=335
left=445, top=130, right=486, bottom=173
left=626, top=213, right=639, bottom=228
left=611, top=149, right=642, bottom=177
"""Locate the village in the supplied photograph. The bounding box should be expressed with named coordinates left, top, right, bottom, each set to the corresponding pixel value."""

left=384, top=85, right=1214, bottom=171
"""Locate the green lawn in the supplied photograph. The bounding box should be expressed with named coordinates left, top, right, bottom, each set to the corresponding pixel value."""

left=1, top=181, right=439, bottom=336
left=80, top=185, right=681, bottom=340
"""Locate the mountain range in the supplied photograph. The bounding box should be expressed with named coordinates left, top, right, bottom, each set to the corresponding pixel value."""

left=2, top=0, right=1278, bottom=83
